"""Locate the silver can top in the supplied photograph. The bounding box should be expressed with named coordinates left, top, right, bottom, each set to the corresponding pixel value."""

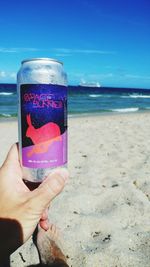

left=21, top=58, right=63, bottom=65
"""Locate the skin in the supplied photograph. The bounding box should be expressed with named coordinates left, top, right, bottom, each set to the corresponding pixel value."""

left=33, top=224, right=69, bottom=266
left=0, top=143, right=68, bottom=262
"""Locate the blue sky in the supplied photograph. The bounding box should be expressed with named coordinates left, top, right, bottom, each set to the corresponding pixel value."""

left=0, top=0, right=150, bottom=88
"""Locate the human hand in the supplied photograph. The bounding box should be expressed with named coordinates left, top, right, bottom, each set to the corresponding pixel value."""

left=0, top=143, right=68, bottom=260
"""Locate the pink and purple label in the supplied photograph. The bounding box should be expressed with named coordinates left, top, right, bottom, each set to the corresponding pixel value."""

left=20, top=84, right=67, bottom=168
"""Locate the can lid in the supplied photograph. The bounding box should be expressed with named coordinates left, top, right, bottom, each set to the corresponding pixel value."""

left=21, top=58, right=63, bottom=65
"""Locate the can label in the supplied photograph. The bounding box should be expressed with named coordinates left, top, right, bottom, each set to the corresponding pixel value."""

left=20, top=84, right=67, bottom=168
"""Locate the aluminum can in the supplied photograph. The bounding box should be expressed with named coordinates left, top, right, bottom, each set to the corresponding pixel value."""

left=17, top=58, right=68, bottom=184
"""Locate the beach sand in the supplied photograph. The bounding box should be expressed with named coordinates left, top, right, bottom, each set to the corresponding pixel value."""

left=0, top=113, right=150, bottom=267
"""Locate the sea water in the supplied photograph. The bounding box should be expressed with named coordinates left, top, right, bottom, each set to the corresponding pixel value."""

left=1, top=84, right=150, bottom=118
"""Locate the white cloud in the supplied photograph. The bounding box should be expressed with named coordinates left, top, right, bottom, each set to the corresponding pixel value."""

left=89, top=73, right=114, bottom=79
left=0, top=47, right=116, bottom=56
left=124, top=74, right=150, bottom=80
left=0, top=71, right=6, bottom=78
left=0, top=70, right=16, bottom=81
left=55, top=53, right=72, bottom=57
left=68, top=71, right=115, bottom=84
left=68, top=71, right=149, bottom=83
left=54, top=48, right=116, bottom=55
left=0, top=47, right=39, bottom=53
left=70, top=72, right=114, bottom=79
left=9, top=72, right=16, bottom=80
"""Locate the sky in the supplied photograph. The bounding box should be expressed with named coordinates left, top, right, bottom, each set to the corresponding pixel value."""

left=0, top=0, right=150, bottom=88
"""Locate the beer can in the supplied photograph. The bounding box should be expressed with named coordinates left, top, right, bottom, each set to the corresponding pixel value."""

left=17, top=58, right=68, bottom=186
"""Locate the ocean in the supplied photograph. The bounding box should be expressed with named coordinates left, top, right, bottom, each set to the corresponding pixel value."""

left=0, top=84, right=150, bottom=118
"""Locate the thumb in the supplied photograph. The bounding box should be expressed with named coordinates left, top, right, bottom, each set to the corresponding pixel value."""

left=2, top=143, right=20, bottom=168
left=30, top=169, right=69, bottom=211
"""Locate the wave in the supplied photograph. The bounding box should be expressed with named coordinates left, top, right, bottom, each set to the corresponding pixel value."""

left=112, top=108, right=139, bottom=113
left=117, top=94, right=150, bottom=99
left=89, top=94, right=119, bottom=98
left=0, top=92, right=14, bottom=96
left=0, top=113, right=17, bottom=118
left=129, top=94, right=150, bottom=98
left=89, top=94, right=102, bottom=98
left=0, top=113, right=11, bottom=117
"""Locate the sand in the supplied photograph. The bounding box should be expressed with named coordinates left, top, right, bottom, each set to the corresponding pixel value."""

left=0, top=113, right=150, bottom=267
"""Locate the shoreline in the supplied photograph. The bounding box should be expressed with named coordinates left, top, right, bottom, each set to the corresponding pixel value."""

left=0, top=109, right=150, bottom=123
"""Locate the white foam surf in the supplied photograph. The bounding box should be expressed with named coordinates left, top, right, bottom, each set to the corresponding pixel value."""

left=112, top=108, right=139, bottom=113
left=0, top=92, right=13, bottom=96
